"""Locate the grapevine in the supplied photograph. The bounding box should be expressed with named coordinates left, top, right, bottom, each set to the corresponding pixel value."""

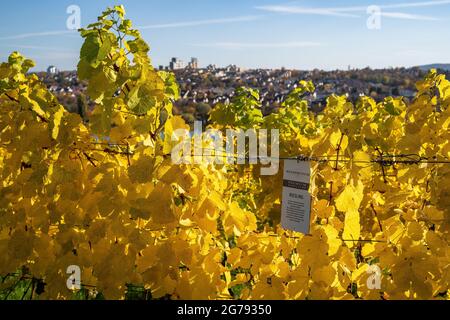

left=0, top=6, right=448, bottom=300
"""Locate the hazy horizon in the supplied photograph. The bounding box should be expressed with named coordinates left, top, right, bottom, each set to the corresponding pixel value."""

left=30, top=63, right=450, bottom=73
left=1, top=0, right=450, bottom=71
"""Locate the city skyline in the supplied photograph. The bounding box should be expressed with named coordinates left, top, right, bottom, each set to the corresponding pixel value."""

left=0, top=0, right=449, bottom=71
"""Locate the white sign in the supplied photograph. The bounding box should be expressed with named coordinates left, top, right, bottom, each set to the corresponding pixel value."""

left=281, top=160, right=311, bottom=234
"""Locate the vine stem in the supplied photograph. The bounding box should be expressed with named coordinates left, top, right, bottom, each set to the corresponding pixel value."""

left=83, top=152, right=98, bottom=167
left=334, top=133, right=344, bottom=170
left=328, top=181, right=334, bottom=205
left=375, top=147, right=388, bottom=183
left=371, top=203, right=383, bottom=232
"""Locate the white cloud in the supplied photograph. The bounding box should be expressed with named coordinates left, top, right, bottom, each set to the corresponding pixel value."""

left=381, top=0, right=450, bottom=9
left=380, top=12, right=438, bottom=20
left=192, top=41, right=322, bottom=49
left=256, top=0, right=450, bottom=20
left=138, top=15, right=262, bottom=29
left=0, top=15, right=261, bottom=42
left=0, top=30, right=75, bottom=41
left=254, top=5, right=359, bottom=17
left=0, top=44, right=73, bottom=51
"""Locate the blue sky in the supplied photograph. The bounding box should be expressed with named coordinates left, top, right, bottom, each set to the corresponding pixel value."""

left=0, top=0, right=449, bottom=71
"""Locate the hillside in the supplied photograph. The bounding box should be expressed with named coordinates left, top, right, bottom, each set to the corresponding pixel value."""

left=416, top=63, right=450, bottom=71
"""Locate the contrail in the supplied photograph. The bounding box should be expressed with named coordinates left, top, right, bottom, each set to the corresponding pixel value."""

left=256, top=0, right=450, bottom=19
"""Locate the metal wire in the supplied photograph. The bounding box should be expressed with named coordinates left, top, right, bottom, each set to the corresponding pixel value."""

left=191, top=148, right=450, bottom=166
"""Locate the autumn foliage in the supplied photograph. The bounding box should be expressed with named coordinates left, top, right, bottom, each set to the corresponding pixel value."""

left=0, top=6, right=449, bottom=300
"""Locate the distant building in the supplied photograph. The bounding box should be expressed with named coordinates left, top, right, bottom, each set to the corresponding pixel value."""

left=170, top=57, right=185, bottom=70
left=47, top=65, right=59, bottom=74
left=225, top=64, right=243, bottom=73
left=188, top=57, right=199, bottom=69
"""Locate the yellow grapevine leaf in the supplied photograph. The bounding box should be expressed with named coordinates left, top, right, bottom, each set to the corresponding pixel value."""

left=336, top=181, right=364, bottom=246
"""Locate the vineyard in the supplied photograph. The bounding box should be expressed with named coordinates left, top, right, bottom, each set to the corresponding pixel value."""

left=0, top=6, right=449, bottom=300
